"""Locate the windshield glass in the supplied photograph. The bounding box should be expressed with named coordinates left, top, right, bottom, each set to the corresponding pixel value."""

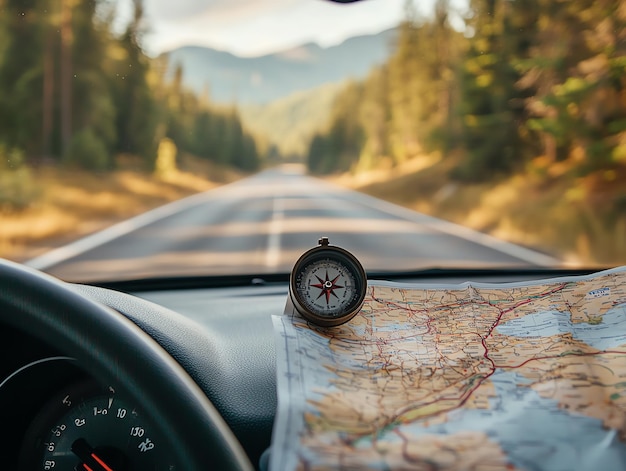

left=1, top=0, right=625, bottom=282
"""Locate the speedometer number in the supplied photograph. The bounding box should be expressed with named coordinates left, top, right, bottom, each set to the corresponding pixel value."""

left=130, top=426, right=145, bottom=437
left=51, top=424, right=66, bottom=437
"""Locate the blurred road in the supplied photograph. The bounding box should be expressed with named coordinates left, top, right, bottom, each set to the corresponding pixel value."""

left=28, top=165, right=558, bottom=282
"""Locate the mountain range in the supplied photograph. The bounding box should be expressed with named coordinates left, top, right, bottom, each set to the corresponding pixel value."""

left=162, top=28, right=397, bottom=105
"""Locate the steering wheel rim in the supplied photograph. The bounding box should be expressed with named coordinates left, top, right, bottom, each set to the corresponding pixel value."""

left=0, top=259, right=253, bottom=471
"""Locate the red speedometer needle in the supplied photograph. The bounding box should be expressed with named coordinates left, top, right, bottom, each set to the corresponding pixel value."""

left=90, top=452, right=115, bottom=471
left=72, top=438, right=115, bottom=471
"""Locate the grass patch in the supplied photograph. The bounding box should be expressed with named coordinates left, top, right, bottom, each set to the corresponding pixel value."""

left=332, top=154, right=626, bottom=267
left=1, top=155, right=244, bottom=261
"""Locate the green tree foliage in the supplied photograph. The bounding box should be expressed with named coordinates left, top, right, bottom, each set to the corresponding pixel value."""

left=0, top=0, right=260, bottom=172
left=0, top=0, right=46, bottom=155
left=110, top=0, right=157, bottom=162
left=520, top=0, right=626, bottom=171
left=63, top=128, right=110, bottom=170
left=71, top=0, right=117, bottom=161
left=308, top=0, right=626, bottom=181
left=0, top=144, right=37, bottom=209
left=307, top=0, right=461, bottom=174
left=453, top=0, right=539, bottom=181
left=156, top=73, right=260, bottom=171
left=358, top=66, right=390, bottom=170
left=307, top=82, right=365, bottom=174
left=388, top=0, right=457, bottom=163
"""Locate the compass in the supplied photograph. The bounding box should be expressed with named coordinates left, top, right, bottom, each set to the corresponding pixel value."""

left=289, top=237, right=367, bottom=327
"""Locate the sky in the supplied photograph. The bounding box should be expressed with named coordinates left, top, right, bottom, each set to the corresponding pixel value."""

left=114, top=0, right=468, bottom=57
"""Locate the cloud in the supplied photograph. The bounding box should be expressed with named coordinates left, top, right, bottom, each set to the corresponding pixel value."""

left=145, top=0, right=296, bottom=25
left=137, top=0, right=467, bottom=56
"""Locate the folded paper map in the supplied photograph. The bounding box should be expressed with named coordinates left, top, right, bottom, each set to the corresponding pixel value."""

left=271, top=267, right=626, bottom=471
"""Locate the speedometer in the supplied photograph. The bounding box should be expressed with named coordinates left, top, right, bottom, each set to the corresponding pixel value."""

left=19, top=380, right=177, bottom=470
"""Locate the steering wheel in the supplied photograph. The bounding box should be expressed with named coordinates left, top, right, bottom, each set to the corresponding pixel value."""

left=0, top=259, right=254, bottom=471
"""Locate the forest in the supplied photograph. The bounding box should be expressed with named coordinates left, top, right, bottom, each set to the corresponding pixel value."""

left=306, top=0, right=626, bottom=264
left=308, top=0, right=626, bottom=181
left=1, top=0, right=625, bottom=265
left=0, top=0, right=260, bottom=174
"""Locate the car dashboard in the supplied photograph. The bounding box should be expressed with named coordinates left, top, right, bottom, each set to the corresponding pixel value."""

left=0, top=266, right=604, bottom=469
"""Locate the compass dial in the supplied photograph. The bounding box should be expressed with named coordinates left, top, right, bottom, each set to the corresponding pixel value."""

left=290, top=238, right=366, bottom=327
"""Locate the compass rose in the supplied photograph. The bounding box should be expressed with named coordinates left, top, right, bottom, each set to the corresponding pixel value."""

left=311, top=270, right=344, bottom=305
left=289, top=238, right=366, bottom=327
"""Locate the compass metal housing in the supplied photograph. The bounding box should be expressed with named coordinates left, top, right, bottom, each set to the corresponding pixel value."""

left=289, top=237, right=367, bottom=327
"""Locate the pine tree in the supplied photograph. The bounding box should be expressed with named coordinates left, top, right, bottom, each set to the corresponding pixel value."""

left=111, top=0, right=158, bottom=164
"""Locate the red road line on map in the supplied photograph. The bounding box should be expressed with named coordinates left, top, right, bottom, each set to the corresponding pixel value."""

left=494, top=349, right=626, bottom=369
left=392, top=429, right=436, bottom=469
left=370, top=283, right=571, bottom=338
left=463, top=284, right=573, bottom=415
left=345, top=282, right=626, bottom=444
left=388, top=350, right=626, bottom=430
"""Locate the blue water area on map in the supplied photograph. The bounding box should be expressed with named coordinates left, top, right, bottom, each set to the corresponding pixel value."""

left=496, top=304, right=626, bottom=350
left=386, top=371, right=626, bottom=471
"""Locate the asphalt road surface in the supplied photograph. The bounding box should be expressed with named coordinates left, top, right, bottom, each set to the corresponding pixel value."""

left=27, top=165, right=559, bottom=282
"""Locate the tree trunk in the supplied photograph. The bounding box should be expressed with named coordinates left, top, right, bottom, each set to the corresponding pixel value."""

left=42, top=25, right=54, bottom=159
left=60, top=0, right=73, bottom=154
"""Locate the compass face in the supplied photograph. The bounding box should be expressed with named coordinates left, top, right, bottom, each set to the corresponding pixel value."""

left=290, top=241, right=366, bottom=327
left=297, top=258, right=358, bottom=317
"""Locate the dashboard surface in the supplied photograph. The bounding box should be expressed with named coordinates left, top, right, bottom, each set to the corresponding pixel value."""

left=1, top=269, right=608, bottom=469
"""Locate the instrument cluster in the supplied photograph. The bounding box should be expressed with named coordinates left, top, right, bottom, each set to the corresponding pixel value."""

left=0, top=327, right=177, bottom=470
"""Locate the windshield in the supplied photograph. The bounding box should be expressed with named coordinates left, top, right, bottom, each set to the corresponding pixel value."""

left=1, top=0, right=625, bottom=282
